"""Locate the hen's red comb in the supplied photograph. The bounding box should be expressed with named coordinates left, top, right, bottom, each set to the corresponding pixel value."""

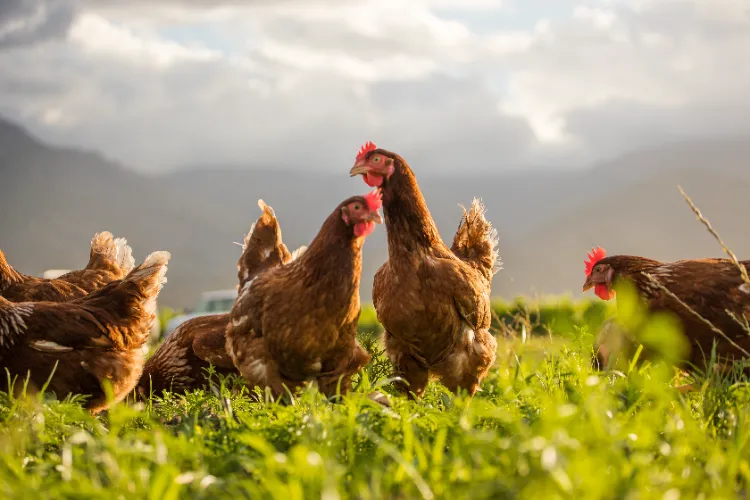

left=585, top=247, right=607, bottom=276
left=356, top=141, right=377, bottom=161
left=364, top=189, right=382, bottom=212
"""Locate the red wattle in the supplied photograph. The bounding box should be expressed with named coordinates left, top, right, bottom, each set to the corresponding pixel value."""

left=365, top=173, right=383, bottom=187
left=354, top=221, right=375, bottom=238
left=595, top=283, right=615, bottom=300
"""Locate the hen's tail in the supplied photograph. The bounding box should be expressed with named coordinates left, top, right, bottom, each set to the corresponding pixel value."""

left=103, top=251, right=170, bottom=342
left=237, top=199, right=306, bottom=289
left=121, top=251, right=170, bottom=348
left=450, top=198, right=501, bottom=281
left=0, top=250, right=24, bottom=293
left=86, top=231, right=135, bottom=276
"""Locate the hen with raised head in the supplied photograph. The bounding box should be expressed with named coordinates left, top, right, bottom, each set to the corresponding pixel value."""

left=136, top=200, right=306, bottom=397
left=349, top=142, right=500, bottom=398
left=583, top=246, right=750, bottom=371
left=1, top=231, right=135, bottom=302
left=0, top=251, right=169, bottom=414
left=225, top=192, right=382, bottom=399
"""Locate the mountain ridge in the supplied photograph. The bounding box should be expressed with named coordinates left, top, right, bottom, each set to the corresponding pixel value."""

left=2, top=116, right=749, bottom=308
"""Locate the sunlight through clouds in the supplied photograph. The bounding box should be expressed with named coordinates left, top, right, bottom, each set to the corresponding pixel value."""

left=0, top=0, right=748, bottom=172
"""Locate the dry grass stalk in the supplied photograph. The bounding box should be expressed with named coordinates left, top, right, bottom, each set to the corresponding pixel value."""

left=677, top=185, right=750, bottom=337
left=677, top=185, right=750, bottom=284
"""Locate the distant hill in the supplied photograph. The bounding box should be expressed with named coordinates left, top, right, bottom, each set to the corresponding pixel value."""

left=497, top=166, right=750, bottom=299
left=2, top=116, right=749, bottom=307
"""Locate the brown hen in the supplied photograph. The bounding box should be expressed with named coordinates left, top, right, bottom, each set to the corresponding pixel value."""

left=583, top=246, right=750, bottom=371
left=0, top=251, right=169, bottom=414
left=135, top=200, right=306, bottom=397
left=225, top=193, right=382, bottom=399
left=1, top=231, right=135, bottom=302
left=350, top=142, right=500, bottom=398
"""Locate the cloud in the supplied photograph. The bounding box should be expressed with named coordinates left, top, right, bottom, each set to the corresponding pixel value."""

left=0, top=0, right=76, bottom=48
left=0, top=0, right=749, bottom=172
left=498, top=0, right=750, bottom=160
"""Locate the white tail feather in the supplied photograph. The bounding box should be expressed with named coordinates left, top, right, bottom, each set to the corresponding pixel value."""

left=137, top=251, right=170, bottom=288
left=30, top=340, right=73, bottom=353
left=90, top=232, right=135, bottom=273
left=114, top=237, right=135, bottom=273
left=129, top=251, right=170, bottom=324
left=290, top=245, right=307, bottom=262
left=90, top=231, right=116, bottom=263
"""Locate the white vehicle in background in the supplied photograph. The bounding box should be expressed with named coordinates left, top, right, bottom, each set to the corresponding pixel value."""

left=42, top=269, right=71, bottom=279
left=163, top=289, right=237, bottom=338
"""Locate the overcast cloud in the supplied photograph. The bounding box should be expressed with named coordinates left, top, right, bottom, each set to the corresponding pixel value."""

left=0, top=0, right=748, bottom=172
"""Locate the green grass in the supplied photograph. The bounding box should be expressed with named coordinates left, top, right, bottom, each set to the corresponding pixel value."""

left=2, top=298, right=750, bottom=499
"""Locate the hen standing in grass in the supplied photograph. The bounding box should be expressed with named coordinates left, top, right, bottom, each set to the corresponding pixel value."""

left=583, top=246, right=750, bottom=371
left=135, top=200, right=306, bottom=397
left=350, top=142, right=500, bottom=398
left=0, top=251, right=170, bottom=414
left=1, top=231, right=135, bottom=302
left=225, top=192, right=382, bottom=399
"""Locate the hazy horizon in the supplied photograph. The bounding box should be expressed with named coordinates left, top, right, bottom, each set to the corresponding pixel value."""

left=3, top=114, right=750, bottom=309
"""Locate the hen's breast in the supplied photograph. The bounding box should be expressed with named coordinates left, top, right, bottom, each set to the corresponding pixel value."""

left=375, top=257, right=469, bottom=357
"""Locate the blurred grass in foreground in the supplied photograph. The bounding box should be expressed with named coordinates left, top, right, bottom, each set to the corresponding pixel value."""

left=2, top=297, right=750, bottom=499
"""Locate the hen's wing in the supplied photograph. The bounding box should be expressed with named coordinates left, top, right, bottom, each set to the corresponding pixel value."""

left=450, top=198, right=501, bottom=282
left=2, top=279, right=89, bottom=303
left=638, top=259, right=750, bottom=359
left=193, top=326, right=235, bottom=369
left=419, top=255, right=491, bottom=333
left=0, top=295, right=119, bottom=358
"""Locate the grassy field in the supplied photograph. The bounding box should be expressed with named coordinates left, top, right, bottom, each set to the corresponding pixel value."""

left=2, top=298, right=750, bottom=499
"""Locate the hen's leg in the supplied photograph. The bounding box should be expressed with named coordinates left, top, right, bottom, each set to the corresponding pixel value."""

left=318, top=342, right=371, bottom=398
left=385, top=331, right=429, bottom=399
left=435, top=328, right=497, bottom=397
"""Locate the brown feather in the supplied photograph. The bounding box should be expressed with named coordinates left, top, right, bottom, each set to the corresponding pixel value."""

left=225, top=197, right=373, bottom=398
left=0, top=251, right=169, bottom=414
left=135, top=313, right=236, bottom=397
left=134, top=200, right=306, bottom=397
left=0, top=231, right=134, bottom=303
left=597, top=255, right=750, bottom=369
left=367, top=149, right=498, bottom=398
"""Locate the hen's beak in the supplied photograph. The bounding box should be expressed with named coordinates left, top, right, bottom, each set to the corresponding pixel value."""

left=350, top=163, right=369, bottom=177
left=365, top=211, right=383, bottom=224
left=582, top=275, right=594, bottom=293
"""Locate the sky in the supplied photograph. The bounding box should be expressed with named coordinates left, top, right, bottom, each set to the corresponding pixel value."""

left=0, top=0, right=749, bottom=173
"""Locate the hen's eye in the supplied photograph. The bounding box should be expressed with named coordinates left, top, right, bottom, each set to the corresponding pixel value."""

left=353, top=204, right=361, bottom=210
left=372, top=156, right=380, bottom=163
